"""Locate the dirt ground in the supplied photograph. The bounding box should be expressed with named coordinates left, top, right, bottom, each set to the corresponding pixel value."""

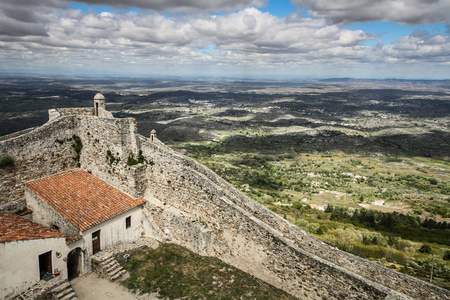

left=71, top=273, right=159, bottom=300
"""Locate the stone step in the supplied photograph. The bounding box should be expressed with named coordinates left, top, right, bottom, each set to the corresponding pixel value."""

left=111, top=269, right=127, bottom=281
left=60, top=291, right=77, bottom=300
left=99, top=256, right=115, bottom=266
left=104, top=260, right=118, bottom=271
left=106, top=262, right=121, bottom=273
left=51, top=281, right=71, bottom=294
left=108, top=265, right=123, bottom=276
left=92, top=255, right=128, bottom=281
left=56, top=287, right=72, bottom=299
left=51, top=280, right=78, bottom=300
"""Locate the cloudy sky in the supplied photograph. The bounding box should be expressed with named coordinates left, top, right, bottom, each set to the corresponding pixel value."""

left=0, top=0, right=449, bottom=79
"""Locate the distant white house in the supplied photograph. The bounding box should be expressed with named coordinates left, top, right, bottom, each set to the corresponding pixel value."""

left=309, top=204, right=326, bottom=211
left=274, top=201, right=292, bottom=207
left=373, top=200, right=386, bottom=206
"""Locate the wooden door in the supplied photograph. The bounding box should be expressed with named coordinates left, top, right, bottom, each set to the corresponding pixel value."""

left=92, top=230, right=101, bottom=254
left=39, top=251, right=52, bottom=279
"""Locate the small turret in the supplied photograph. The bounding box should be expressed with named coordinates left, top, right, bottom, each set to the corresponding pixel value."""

left=150, top=129, right=157, bottom=141
left=94, top=93, right=105, bottom=116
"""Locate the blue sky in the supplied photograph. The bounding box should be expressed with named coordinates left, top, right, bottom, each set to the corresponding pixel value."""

left=0, top=0, right=449, bottom=79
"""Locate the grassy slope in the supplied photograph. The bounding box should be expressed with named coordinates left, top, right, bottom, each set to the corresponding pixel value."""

left=121, top=244, right=295, bottom=300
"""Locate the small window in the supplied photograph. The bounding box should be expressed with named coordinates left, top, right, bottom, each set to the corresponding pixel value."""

left=125, top=216, right=131, bottom=229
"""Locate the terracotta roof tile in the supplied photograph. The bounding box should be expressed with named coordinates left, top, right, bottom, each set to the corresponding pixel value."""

left=66, top=234, right=83, bottom=245
left=26, top=169, right=146, bottom=232
left=0, top=213, right=65, bottom=243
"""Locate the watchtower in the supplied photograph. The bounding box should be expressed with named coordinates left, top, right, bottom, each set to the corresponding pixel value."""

left=93, top=93, right=105, bottom=116
left=150, top=129, right=157, bottom=141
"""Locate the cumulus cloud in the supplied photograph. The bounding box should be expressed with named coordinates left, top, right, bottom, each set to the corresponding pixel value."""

left=386, top=31, right=450, bottom=62
left=293, top=0, right=450, bottom=25
left=0, top=1, right=448, bottom=78
left=73, top=0, right=268, bottom=12
left=7, top=0, right=261, bottom=12
left=0, top=2, right=51, bottom=37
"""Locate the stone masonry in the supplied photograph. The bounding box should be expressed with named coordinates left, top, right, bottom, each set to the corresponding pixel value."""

left=1, top=97, right=449, bottom=300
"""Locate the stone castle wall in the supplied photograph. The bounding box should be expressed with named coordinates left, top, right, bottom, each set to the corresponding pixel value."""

left=1, top=108, right=449, bottom=299
left=135, top=137, right=448, bottom=299
left=0, top=116, right=80, bottom=211
left=147, top=141, right=446, bottom=298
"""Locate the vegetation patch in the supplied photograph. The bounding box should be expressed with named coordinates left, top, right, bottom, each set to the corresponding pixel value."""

left=121, top=243, right=294, bottom=299
left=0, top=155, right=14, bottom=168
left=71, top=134, right=83, bottom=164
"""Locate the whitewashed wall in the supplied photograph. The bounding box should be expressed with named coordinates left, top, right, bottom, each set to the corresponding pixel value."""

left=0, top=237, right=67, bottom=300
left=75, top=206, right=144, bottom=273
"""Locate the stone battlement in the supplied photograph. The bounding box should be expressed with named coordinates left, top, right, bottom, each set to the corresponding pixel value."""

left=1, top=97, right=449, bottom=300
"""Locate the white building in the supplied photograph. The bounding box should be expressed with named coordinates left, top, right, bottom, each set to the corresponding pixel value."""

left=25, top=169, right=147, bottom=279
left=0, top=214, right=67, bottom=299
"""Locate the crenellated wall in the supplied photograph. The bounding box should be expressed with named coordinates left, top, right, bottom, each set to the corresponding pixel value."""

left=1, top=107, right=449, bottom=300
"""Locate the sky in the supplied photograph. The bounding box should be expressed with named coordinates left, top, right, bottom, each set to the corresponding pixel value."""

left=0, top=0, right=449, bottom=79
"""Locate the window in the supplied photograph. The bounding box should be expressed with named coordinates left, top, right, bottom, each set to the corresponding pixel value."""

left=51, top=224, right=60, bottom=231
left=126, top=216, right=131, bottom=229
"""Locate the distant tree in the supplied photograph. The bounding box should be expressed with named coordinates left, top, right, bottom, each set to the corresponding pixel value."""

left=418, top=244, right=432, bottom=254
left=443, top=250, right=450, bottom=260
left=325, top=204, right=334, bottom=213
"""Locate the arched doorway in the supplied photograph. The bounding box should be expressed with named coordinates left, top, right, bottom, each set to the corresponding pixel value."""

left=67, top=248, right=82, bottom=280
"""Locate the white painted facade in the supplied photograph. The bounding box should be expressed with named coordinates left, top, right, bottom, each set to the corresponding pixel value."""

left=21, top=174, right=147, bottom=289
left=26, top=183, right=145, bottom=275
left=0, top=237, right=67, bottom=300
left=67, top=206, right=145, bottom=274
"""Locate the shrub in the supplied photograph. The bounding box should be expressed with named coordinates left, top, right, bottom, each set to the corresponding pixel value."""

left=306, top=222, right=321, bottom=234
left=127, top=156, right=138, bottom=166
left=295, top=219, right=309, bottom=227
left=318, top=224, right=329, bottom=234
left=418, top=244, right=432, bottom=254
left=413, top=207, right=423, bottom=215
left=363, top=235, right=378, bottom=245
left=0, top=155, right=14, bottom=168
left=443, top=249, right=450, bottom=260
left=352, top=244, right=386, bottom=260
left=138, top=150, right=145, bottom=164
left=71, top=135, right=83, bottom=162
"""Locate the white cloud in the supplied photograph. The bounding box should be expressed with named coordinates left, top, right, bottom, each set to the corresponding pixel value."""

left=0, top=1, right=448, bottom=78
left=293, top=0, right=450, bottom=25
left=75, top=0, right=268, bottom=12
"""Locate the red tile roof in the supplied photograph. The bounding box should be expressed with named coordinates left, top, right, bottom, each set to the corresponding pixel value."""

left=26, top=169, right=146, bottom=232
left=66, top=234, right=83, bottom=245
left=0, top=213, right=65, bottom=243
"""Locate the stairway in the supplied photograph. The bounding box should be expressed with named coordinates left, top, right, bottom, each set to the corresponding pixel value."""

left=51, top=281, right=78, bottom=300
left=93, top=255, right=127, bottom=281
